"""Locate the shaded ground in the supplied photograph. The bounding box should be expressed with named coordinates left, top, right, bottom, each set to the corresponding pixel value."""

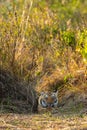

left=0, top=111, right=87, bottom=130
left=0, top=68, right=38, bottom=113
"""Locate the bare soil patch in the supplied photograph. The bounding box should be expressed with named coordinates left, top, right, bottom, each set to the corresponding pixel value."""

left=0, top=112, right=87, bottom=130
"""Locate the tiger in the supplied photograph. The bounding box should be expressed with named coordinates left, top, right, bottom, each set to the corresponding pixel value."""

left=38, top=91, right=58, bottom=113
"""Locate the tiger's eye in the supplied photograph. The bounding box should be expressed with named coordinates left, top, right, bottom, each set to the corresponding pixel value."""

left=45, top=94, right=48, bottom=99
left=51, top=94, right=55, bottom=98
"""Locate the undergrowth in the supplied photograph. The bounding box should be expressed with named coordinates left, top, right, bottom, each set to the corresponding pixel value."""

left=0, top=1, right=87, bottom=113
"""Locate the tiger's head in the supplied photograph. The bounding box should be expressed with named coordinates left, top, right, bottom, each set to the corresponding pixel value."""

left=38, top=91, right=58, bottom=109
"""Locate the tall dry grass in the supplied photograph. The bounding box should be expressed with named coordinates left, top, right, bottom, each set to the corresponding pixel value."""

left=0, top=0, right=87, bottom=92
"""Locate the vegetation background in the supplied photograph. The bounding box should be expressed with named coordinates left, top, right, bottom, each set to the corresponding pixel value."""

left=0, top=0, right=87, bottom=78
left=0, top=0, right=87, bottom=129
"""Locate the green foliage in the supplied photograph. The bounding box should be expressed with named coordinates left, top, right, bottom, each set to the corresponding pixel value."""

left=0, top=0, right=87, bottom=79
left=77, top=30, right=87, bottom=60
left=62, top=31, right=76, bottom=48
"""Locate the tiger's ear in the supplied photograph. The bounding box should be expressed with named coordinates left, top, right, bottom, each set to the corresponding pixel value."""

left=40, top=92, right=45, bottom=95
left=55, top=90, right=58, bottom=96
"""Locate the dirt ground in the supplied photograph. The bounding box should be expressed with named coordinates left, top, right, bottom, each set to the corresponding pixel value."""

left=0, top=111, right=87, bottom=130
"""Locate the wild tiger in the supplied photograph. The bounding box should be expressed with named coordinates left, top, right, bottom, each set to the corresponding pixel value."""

left=38, top=91, right=58, bottom=113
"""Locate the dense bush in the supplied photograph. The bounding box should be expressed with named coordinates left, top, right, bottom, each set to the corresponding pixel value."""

left=0, top=0, right=87, bottom=87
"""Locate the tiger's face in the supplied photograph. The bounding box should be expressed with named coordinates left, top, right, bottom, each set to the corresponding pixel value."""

left=38, top=91, right=58, bottom=110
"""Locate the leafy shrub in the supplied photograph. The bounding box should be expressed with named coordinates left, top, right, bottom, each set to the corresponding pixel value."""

left=62, top=31, right=76, bottom=49
left=77, top=30, right=87, bottom=60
